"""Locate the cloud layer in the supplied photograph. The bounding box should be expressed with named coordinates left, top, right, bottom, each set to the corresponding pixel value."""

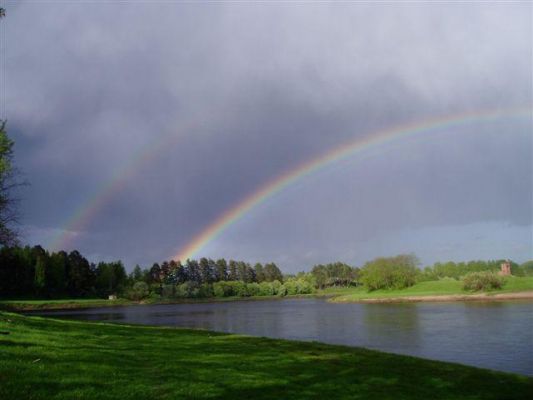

left=4, top=1, right=531, bottom=270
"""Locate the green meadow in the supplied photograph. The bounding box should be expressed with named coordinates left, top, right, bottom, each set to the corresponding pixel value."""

left=325, top=276, right=533, bottom=302
left=1, top=311, right=532, bottom=400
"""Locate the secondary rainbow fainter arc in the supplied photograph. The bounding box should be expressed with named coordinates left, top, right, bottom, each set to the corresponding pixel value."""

left=48, top=123, right=194, bottom=252
left=172, top=106, right=532, bottom=262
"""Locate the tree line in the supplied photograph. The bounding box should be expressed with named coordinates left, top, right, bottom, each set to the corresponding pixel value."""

left=0, top=246, right=126, bottom=298
left=0, top=245, right=291, bottom=299
left=1, top=245, right=532, bottom=299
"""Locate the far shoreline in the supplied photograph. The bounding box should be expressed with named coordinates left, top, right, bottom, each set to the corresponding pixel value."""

left=2, top=290, right=533, bottom=312
left=330, top=291, right=533, bottom=304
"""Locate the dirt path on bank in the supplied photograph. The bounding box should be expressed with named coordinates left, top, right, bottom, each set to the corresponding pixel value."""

left=335, top=291, right=533, bottom=303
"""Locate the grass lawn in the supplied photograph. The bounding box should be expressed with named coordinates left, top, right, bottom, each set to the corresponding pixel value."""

left=0, top=312, right=531, bottom=400
left=326, top=276, right=533, bottom=302
left=0, top=298, right=133, bottom=311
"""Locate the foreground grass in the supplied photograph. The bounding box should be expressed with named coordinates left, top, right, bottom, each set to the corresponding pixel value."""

left=327, top=276, right=533, bottom=302
left=0, top=312, right=531, bottom=400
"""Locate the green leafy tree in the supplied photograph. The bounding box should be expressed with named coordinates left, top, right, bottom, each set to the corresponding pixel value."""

left=186, top=259, right=201, bottom=284
left=254, top=263, right=265, bottom=282
left=215, top=258, right=227, bottom=281
left=126, top=281, right=149, bottom=301
left=130, top=265, right=143, bottom=281
left=0, top=121, right=21, bottom=245
left=360, top=254, right=419, bottom=291
left=263, top=263, right=283, bottom=282
left=66, top=250, right=94, bottom=297
left=47, top=251, right=68, bottom=296
left=228, top=260, right=238, bottom=281
left=520, top=260, right=533, bottom=276
left=33, top=254, right=47, bottom=295
left=199, top=257, right=213, bottom=283
left=95, top=261, right=127, bottom=296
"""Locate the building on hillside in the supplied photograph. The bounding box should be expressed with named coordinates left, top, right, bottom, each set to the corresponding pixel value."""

left=499, top=261, right=512, bottom=276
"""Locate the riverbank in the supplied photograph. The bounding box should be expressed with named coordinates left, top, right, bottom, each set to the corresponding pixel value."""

left=0, top=311, right=531, bottom=399
left=0, top=294, right=316, bottom=312
left=332, top=290, right=533, bottom=303
left=327, top=276, right=533, bottom=303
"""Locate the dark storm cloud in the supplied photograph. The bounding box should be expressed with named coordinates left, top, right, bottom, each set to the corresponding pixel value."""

left=4, top=1, right=531, bottom=269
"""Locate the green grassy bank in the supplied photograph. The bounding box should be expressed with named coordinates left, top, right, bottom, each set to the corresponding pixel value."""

left=0, top=298, right=134, bottom=311
left=326, top=276, right=533, bottom=302
left=0, top=295, right=306, bottom=312
left=0, top=312, right=531, bottom=400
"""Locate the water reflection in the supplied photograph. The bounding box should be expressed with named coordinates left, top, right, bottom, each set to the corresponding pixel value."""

left=31, top=298, right=533, bottom=376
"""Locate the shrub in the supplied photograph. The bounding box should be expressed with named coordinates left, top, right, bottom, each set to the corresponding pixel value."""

left=175, top=281, right=200, bottom=298
left=198, top=283, right=214, bottom=298
left=462, top=271, right=505, bottom=291
left=161, top=284, right=175, bottom=298
left=213, top=281, right=229, bottom=297
left=246, top=282, right=261, bottom=296
left=212, top=281, right=249, bottom=297
left=258, top=281, right=275, bottom=296
left=271, top=280, right=283, bottom=295
left=284, top=279, right=298, bottom=295
left=281, top=278, right=315, bottom=295
left=277, top=284, right=288, bottom=297
left=360, top=254, right=419, bottom=291
left=295, top=279, right=315, bottom=294
left=125, top=281, right=149, bottom=301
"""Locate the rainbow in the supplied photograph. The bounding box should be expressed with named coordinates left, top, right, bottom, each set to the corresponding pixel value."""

left=172, top=106, right=531, bottom=261
left=49, top=123, right=193, bottom=251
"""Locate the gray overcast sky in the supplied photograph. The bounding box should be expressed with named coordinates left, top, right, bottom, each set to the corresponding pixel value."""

left=2, top=1, right=532, bottom=271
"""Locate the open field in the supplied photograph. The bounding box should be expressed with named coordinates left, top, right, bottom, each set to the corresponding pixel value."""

left=325, top=276, right=533, bottom=303
left=0, top=312, right=532, bottom=400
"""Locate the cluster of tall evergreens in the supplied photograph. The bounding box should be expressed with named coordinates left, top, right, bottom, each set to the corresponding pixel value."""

left=0, top=246, right=126, bottom=298
left=0, top=245, right=290, bottom=299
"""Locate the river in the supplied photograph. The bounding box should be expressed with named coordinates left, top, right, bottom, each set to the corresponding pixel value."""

left=32, top=298, right=533, bottom=376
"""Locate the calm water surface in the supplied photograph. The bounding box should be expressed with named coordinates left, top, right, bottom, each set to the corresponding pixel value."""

left=34, top=298, right=533, bottom=375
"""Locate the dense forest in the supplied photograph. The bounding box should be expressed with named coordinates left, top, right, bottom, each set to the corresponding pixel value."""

left=0, top=245, right=304, bottom=299
left=1, top=245, right=532, bottom=300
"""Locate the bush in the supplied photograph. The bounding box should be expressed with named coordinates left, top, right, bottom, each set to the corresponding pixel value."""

left=198, top=283, right=214, bottom=298
left=271, top=280, right=283, bottom=295
left=462, top=271, right=505, bottom=291
left=284, top=280, right=298, bottom=295
left=246, top=282, right=261, bottom=296
left=282, top=278, right=316, bottom=295
left=277, top=284, right=288, bottom=297
left=360, top=254, right=419, bottom=291
left=258, top=282, right=275, bottom=296
left=125, top=281, right=149, bottom=301
left=213, top=281, right=229, bottom=297
left=295, top=279, right=315, bottom=294
left=212, top=281, right=248, bottom=297
left=161, top=284, right=175, bottom=298
left=176, top=282, right=200, bottom=298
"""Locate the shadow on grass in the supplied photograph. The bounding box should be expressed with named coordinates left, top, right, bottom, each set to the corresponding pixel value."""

left=0, top=312, right=531, bottom=400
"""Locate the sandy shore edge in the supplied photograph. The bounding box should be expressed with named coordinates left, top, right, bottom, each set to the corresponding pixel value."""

left=333, top=291, right=533, bottom=303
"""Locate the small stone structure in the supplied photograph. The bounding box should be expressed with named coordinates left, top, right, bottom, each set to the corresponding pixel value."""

left=108, top=294, right=117, bottom=300
left=499, top=261, right=512, bottom=276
